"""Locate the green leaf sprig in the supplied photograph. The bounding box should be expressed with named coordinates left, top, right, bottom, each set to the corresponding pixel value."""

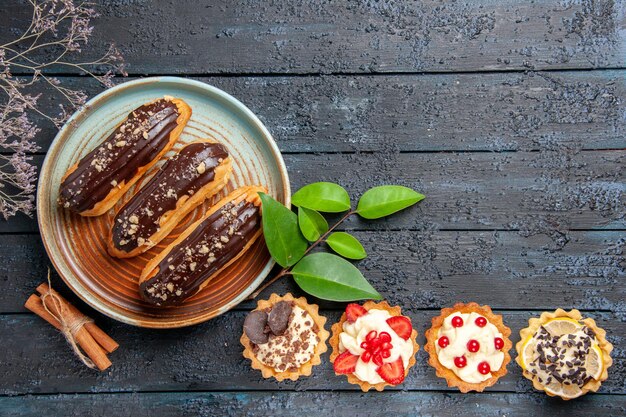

left=251, top=183, right=425, bottom=301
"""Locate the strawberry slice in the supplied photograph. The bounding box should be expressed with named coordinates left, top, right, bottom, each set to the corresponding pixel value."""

left=386, top=316, right=412, bottom=340
left=333, top=351, right=359, bottom=374
left=345, top=303, right=367, bottom=323
left=376, top=357, right=405, bottom=385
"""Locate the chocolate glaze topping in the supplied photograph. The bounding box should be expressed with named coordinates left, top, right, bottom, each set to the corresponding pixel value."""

left=112, top=142, right=229, bottom=253
left=58, top=99, right=180, bottom=213
left=140, top=200, right=260, bottom=306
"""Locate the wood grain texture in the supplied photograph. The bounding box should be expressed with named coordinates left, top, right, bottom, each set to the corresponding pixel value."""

left=2, top=149, right=624, bottom=234
left=2, top=391, right=625, bottom=417
left=0, top=311, right=623, bottom=395
left=2, top=0, right=625, bottom=74
left=18, top=71, right=626, bottom=153
left=1, top=0, right=625, bottom=412
left=2, top=230, right=623, bottom=313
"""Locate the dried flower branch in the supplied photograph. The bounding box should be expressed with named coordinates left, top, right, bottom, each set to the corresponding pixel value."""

left=0, top=0, right=126, bottom=219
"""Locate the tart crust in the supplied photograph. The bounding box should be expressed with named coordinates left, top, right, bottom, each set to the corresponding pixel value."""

left=515, top=308, right=613, bottom=400
left=240, top=293, right=329, bottom=381
left=424, top=302, right=512, bottom=393
left=329, top=301, right=419, bottom=392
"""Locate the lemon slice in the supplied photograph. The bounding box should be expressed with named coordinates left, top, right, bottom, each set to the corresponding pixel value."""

left=544, top=380, right=585, bottom=399
left=585, top=344, right=604, bottom=380
left=543, top=317, right=582, bottom=337
left=519, top=336, right=537, bottom=370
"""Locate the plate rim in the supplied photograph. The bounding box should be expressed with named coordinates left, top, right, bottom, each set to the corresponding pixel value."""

left=37, top=76, right=289, bottom=328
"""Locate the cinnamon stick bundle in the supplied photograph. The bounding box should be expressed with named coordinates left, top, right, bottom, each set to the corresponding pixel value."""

left=24, top=282, right=119, bottom=371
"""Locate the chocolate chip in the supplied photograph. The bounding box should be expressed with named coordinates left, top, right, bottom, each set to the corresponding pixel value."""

left=268, top=301, right=292, bottom=336
left=244, top=310, right=269, bottom=344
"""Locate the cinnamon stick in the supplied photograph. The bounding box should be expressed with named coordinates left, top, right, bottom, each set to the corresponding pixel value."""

left=36, top=283, right=119, bottom=353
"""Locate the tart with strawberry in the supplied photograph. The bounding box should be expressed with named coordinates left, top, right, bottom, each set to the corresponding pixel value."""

left=516, top=308, right=613, bottom=400
left=329, top=301, right=419, bottom=391
left=240, top=293, right=329, bottom=381
left=424, top=302, right=512, bottom=392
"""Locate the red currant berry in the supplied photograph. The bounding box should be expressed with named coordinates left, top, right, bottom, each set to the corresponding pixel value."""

left=366, top=330, right=378, bottom=342
left=362, top=350, right=372, bottom=363
left=494, top=337, right=504, bottom=350
left=478, top=361, right=491, bottom=375
left=373, top=353, right=383, bottom=367
left=451, top=316, right=464, bottom=327
left=454, top=356, right=467, bottom=368
left=381, top=342, right=393, bottom=351
left=360, top=341, right=369, bottom=349
left=438, top=336, right=449, bottom=348
left=382, top=350, right=391, bottom=358
left=467, top=339, right=480, bottom=353
left=475, top=317, right=487, bottom=327
left=379, top=332, right=392, bottom=343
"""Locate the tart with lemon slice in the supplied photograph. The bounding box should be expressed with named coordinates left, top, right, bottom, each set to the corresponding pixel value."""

left=424, top=302, right=512, bottom=392
left=516, top=309, right=613, bottom=400
left=329, top=301, right=419, bottom=392
left=240, top=293, right=329, bottom=381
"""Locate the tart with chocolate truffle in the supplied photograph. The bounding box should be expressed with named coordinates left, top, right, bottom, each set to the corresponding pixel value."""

left=59, top=96, right=191, bottom=216
left=329, top=301, right=419, bottom=391
left=516, top=308, right=613, bottom=400
left=139, top=186, right=265, bottom=306
left=424, top=302, right=512, bottom=393
left=241, top=293, right=329, bottom=381
left=108, top=140, right=232, bottom=258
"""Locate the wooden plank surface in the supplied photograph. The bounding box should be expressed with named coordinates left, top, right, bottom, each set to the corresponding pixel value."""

left=2, top=391, right=625, bottom=417
left=18, top=71, right=626, bottom=153
left=2, top=229, right=624, bottom=313
left=0, top=311, right=623, bottom=395
left=0, top=0, right=624, bottom=414
left=1, top=149, right=624, bottom=234
left=2, top=0, right=625, bottom=74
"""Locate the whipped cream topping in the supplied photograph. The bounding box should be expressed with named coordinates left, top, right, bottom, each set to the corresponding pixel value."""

left=435, top=312, right=504, bottom=383
left=526, top=324, right=599, bottom=388
left=338, top=309, right=413, bottom=384
left=254, top=306, right=319, bottom=372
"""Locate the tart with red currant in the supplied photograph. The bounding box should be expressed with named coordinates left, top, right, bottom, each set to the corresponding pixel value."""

left=424, top=302, right=512, bottom=392
left=240, top=293, right=329, bottom=381
left=329, top=301, right=419, bottom=392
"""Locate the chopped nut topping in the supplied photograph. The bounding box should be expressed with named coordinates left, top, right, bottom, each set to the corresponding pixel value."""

left=168, top=265, right=175, bottom=270
left=120, top=125, right=126, bottom=133
left=133, top=127, right=141, bottom=135
left=189, top=262, right=197, bottom=271
left=166, top=282, right=174, bottom=293
left=199, top=245, right=209, bottom=254
left=142, top=131, right=149, bottom=139
left=115, top=141, right=126, bottom=147
left=196, top=162, right=206, bottom=174
left=111, top=180, right=118, bottom=187
left=137, top=237, right=146, bottom=246
left=220, top=235, right=229, bottom=243
left=129, top=215, right=139, bottom=224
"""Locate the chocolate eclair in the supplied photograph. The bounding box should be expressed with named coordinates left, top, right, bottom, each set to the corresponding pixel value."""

left=58, top=97, right=191, bottom=216
left=107, top=140, right=233, bottom=258
left=139, top=185, right=266, bottom=306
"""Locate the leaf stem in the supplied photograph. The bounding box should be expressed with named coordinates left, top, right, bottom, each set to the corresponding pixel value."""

left=248, top=209, right=356, bottom=300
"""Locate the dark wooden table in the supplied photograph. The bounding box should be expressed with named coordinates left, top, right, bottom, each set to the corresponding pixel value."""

left=1, top=1, right=625, bottom=416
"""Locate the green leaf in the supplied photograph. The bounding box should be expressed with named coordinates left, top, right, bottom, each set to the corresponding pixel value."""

left=298, top=207, right=329, bottom=242
left=356, top=185, right=425, bottom=219
left=326, top=232, right=367, bottom=260
left=291, top=253, right=381, bottom=301
left=259, top=193, right=308, bottom=268
left=292, top=182, right=351, bottom=213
